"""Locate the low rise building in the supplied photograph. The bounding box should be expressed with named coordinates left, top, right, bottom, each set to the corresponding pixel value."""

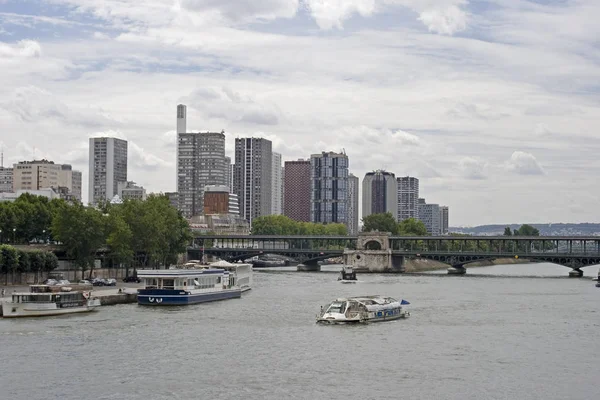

left=117, top=181, right=147, bottom=201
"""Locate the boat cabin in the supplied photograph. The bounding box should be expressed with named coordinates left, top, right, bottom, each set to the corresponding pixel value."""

left=138, top=269, right=234, bottom=291
left=10, top=290, right=85, bottom=306
left=339, top=267, right=357, bottom=281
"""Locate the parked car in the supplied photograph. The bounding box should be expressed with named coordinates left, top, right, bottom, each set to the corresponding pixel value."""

left=78, top=280, right=91, bottom=285
left=57, top=280, right=71, bottom=286
left=123, top=276, right=141, bottom=283
left=105, top=278, right=117, bottom=286
left=92, top=278, right=106, bottom=286
left=43, top=279, right=58, bottom=285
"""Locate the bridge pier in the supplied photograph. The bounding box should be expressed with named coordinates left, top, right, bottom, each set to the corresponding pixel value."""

left=568, top=268, right=583, bottom=278
left=297, top=264, right=321, bottom=272
left=447, top=266, right=466, bottom=275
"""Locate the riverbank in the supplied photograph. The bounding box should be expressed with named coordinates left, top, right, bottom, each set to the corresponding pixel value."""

left=403, top=257, right=531, bottom=272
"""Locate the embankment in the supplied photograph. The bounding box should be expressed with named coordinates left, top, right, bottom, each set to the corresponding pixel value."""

left=403, top=257, right=530, bottom=273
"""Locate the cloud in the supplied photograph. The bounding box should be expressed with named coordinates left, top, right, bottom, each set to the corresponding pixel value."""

left=179, top=0, right=299, bottom=23
left=0, top=39, right=41, bottom=57
left=458, top=156, right=487, bottom=179
left=129, top=142, right=173, bottom=170
left=417, top=5, right=468, bottom=35
left=305, top=0, right=376, bottom=30
left=1, top=86, right=118, bottom=127
left=182, top=86, right=281, bottom=126
left=505, top=151, right=544, bottom=175
left=533, top=123, right=551, bottom=137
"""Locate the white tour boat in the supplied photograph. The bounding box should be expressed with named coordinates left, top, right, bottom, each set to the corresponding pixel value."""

left=337, top=266, right=357, bottom=283
left=209, top=260, right=253, bottom=292
left=137, top=267, right=244, bottom=305
left=1, top=285, right=100, bottom=318
left=316, top=295, right=410, bottom=324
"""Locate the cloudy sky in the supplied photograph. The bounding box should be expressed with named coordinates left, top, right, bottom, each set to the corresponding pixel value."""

left=0, top=0, right=599, bottom=226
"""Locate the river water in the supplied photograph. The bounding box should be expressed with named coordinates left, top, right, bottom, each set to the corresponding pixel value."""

left=1, top=263, right=599, bottom=400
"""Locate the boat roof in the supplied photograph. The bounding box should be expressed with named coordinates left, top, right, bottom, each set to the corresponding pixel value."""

left=332, top=295, right=398, bottom=303
left=137, top=268, right=228, bottom=278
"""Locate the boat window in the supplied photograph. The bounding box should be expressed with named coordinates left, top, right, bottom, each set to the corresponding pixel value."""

left=217, top=277, right=221, bottom=284
left=327, top=302, right=344, bottom=313
left=162, top=279, right=175, bottom=290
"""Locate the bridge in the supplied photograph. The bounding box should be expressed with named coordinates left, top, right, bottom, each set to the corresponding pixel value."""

left=189, top=235, right=600, bottom=276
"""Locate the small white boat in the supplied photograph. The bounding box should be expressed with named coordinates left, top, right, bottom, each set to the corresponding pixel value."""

left=2, top=285, right=100, bottom=318
left=317, top=295, right=410, bottom=324
left=337, top=266, right=357, bottom=283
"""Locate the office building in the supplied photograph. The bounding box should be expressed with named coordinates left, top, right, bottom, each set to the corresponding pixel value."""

left=12, top=159, right=81, bottom=200
left=362, top=170, right=398, bottom=220
left=440, top=206, right=449, bottom=235
left=347, top=173, right=359, bottom=235
left=117, top=181, right=147, bottom=201
left=397, top=176, right=419, bottom=221
left=310, top=151, right=349, bottom=225
left=233, top=137, right=272, bottom=224
left=271, top=152, right=282, bottom=215
left=225, top=156, right=233, bottom=192
left=165, top=192, right=179, bottom=209
left=0, top=167, right=13, bottom=193
left=89, top=137, right=128, bottom=205
left=283, top=159, right=311, bottom=222
left=417, top=198, right=441, bottom=236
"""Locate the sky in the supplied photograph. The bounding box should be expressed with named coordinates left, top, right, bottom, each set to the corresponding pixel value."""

left=0, top=0, right=599, bottom=226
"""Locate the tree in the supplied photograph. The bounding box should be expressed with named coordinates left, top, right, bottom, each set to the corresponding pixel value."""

left=362, top=213, right=399, bottom=235
left=398, top=218, right=428, bottom=236
left=0, top=245, right=19, bottom=285
left=105, top=212, right=134, bottom=274
left=514, top=224, right=540, bottom=236
left=503, top=227, right=512, bottom=236
left=29, top=251, right=46, bottom=282
left=17, top=250, right=30, bottom=284
left=43, top=252, right=59, bottom=274
left=52, top=202, right=106, bottom=279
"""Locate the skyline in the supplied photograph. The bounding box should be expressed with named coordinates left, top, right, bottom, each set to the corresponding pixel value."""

left=0, top=1, right=598, bottom=226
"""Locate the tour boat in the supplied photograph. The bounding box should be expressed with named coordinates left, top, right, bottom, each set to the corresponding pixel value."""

left=316, top=295, right=410, bottom=324
left=1, top=285, right=100, bottom=318
left=337, top=266, right=357, bottom=283
left=209, top=260, right=253, bottom=292
left=136, top=268, right=243, bottom=305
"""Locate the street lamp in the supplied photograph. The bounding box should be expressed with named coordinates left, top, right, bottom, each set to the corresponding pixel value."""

left=0, top=229, right=2, bottom=243
left=42, top=229, right=46, bottom=244
left=13, top=228, right=16, bottom=244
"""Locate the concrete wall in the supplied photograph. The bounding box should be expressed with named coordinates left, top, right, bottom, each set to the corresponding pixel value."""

left=343, top=249, right=393, bottom=272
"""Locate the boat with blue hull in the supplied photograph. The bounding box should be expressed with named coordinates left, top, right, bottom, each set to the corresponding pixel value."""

left=137, top=268, right=241, bottom=306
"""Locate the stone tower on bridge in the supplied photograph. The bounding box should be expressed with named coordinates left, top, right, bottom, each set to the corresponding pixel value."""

left=343, top=232, right=403, bottom=272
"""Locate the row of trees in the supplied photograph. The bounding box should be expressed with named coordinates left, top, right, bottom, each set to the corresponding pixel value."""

left=362, top=213, right=429, bottom=236
left=250, top=215, right=348, bottom=235
left=0, top=244, right=59, bottom=284
left=53, top=195, right=192, bottom=278
left=0, top=194, right=192, bottom=280
left=504, top=224, right=540, bottom=236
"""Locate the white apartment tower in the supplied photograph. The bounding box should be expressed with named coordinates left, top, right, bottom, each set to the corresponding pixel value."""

left=88, top=137, right=128, bottom=205
left=397, top=176, right=419, bottom=221
left=271, top=152, right=282, bottom=215
left=417, top=198, right=441, bottom=236
left=347, top=173, right=359, bottom=235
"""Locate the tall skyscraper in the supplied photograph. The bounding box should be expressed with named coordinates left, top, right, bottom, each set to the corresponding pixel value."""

left=271, top=152, right=282, bottom=215
left=233, top=137, right=272, bottom=224
left=283, top=159, right=311, bottom=222
left=362, top=170, right=398, bottom=220
left=417, top=198, right=441, bottom=235
left=177, top=131, right=227, bottom=218
left=177, top=104, right=187, bottom=134
left=225, top=156, right=233, bottom=192
left=310, top=151, right=349, bottom=225
left=397, top=176, right=419, bottom=221
left=347, top=173, right=359, bottom=235
left=440, top=206, right=449, bottom=235
left=89, top=137, right=128, bottom=205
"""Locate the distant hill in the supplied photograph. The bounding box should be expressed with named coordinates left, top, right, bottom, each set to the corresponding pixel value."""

left=449, top=223, right=600, bottom=236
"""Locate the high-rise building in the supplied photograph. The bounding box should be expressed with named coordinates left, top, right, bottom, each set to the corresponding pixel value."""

left=165, top=192, right=179, bottom=209
left=13, top=159, right=82, bottom=200
left=362, top=170, right=398, bottom=220
left=347, top=173, right=359, bottom=235
left=417, top=198, right=441, bottom=236
left=310, top=151, right=349, bottom=225
left=440, top=206, right=449, bottom=235
left=117, top=181, right=147, bottom=201
left=233, top=137, right=272, bottom=224
left=0, top=167, right=13, bottom=193
left=89, top=137, right=128, bottom=205
left=225, top=156, right=233, bottom=192
left=283, top=159, right=311, bottom=222
left=271, top=152, right=282, bottom=215
left=175, top=105, right=228, bottom=218
left=397, top=176, right=419, bottom=221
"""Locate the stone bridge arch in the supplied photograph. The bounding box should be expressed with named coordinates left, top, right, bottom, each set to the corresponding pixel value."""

left=357, top=232, right=390, bottom=251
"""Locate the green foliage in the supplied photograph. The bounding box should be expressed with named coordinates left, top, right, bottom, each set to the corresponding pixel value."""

left=362, top=213, right=399, bottom=235
left=43, top=251, right=59, bottom=272
left=17, top=251, right=30, bottom=273
left=513, top=224, right=540, bottom=236
left=28, top=251, right=46, bottom=275
left=503, top=227, right=512, bottom=236
left=0, top=244, right=19, bottom=277
left=251, top=215, right=348, bottom=236
left=398, top=218, right=428, bottom=236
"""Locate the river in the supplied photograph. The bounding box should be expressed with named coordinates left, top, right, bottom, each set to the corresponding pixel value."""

left=1, top=263, right=599, bottom=400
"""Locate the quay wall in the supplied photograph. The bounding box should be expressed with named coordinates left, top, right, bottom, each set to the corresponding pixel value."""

left=402, top=257, right=531, bottom=273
